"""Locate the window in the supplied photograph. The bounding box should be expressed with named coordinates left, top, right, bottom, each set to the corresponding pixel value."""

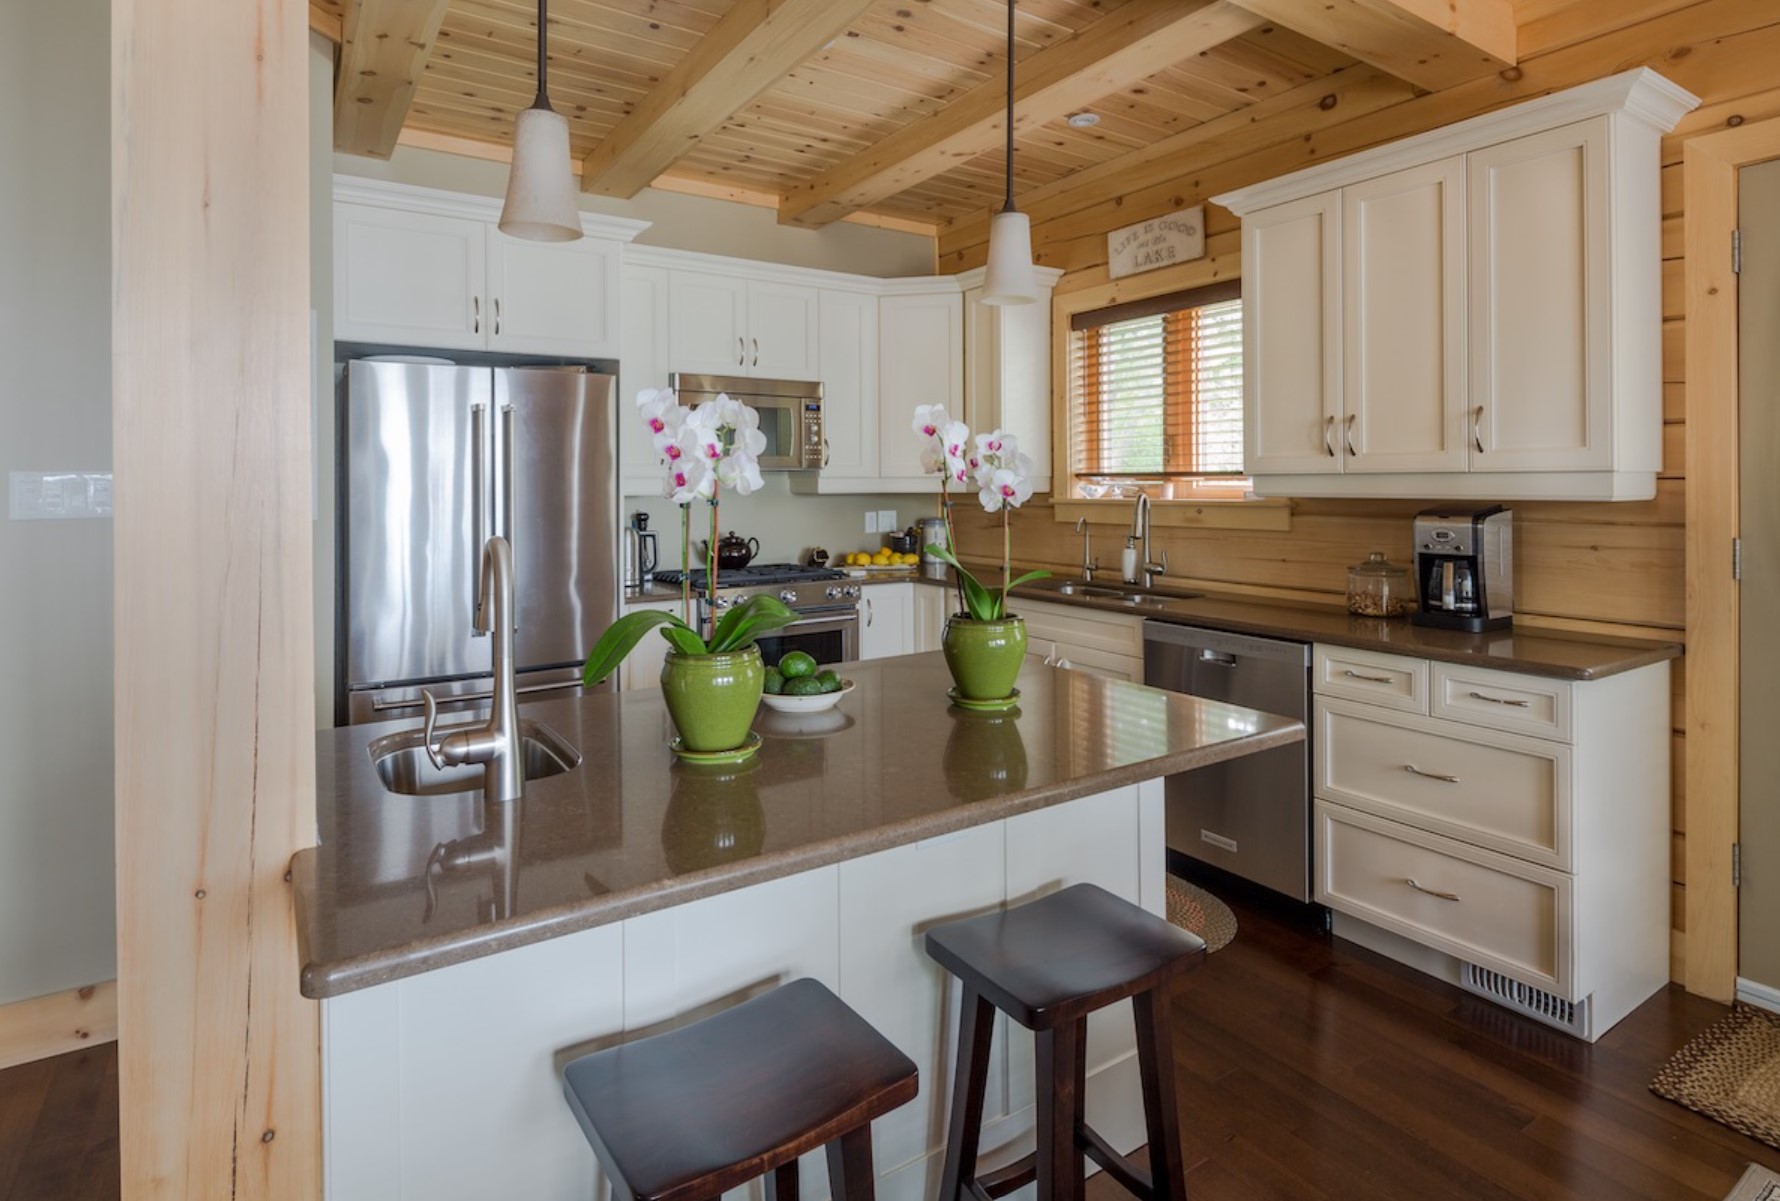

left=1068, top=281, right=1245, bottom=499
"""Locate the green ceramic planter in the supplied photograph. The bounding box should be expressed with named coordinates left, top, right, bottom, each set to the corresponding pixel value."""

left=660, top=647, right=765, bottom=752
left=941, top=615, right=1027, bottom=701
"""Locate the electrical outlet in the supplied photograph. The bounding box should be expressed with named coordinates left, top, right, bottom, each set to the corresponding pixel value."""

left=878, top=509, right=897, bottom=531
left=865, top=512, right=879, bottom=534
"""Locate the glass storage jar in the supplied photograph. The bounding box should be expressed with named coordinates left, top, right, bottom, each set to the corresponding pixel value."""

left=1347, top=552, right=1414, bottom=618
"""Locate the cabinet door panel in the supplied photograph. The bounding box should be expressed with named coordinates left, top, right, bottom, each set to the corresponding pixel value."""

left=1342, top=157, right=1467, bottom=473
left=816, top=290, right=879, bottom=478
left=1469, top=121, right=1611, bottom=471
left=668, top=272, right=749, bottom=375
left=486, top=231, right=620, bottom=357
left=335, top=203, right=486, bottom=350
left=860, top=583, right=913, bottom=660
left=1244, top=193, right=1342, bottom=475
left=747, top=280, right=820, bottom=378
left=619, top=265, right=671, bottom=496
left=878, top=292, right=962, bottom=485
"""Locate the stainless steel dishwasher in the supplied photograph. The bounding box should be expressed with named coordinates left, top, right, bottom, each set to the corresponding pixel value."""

left=1142, top=622, right=1311, bottom=901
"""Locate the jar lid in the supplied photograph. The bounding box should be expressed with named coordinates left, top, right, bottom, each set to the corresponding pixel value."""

left=1350, top=551, right=1408, bottom=577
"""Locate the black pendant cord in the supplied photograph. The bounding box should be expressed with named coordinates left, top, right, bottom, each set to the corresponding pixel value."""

left=532, top=0, right=554, bottom=112
left=1001, top=0, right=1016, bottom=214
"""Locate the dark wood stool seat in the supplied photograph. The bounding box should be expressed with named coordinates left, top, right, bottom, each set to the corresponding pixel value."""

left=924, top=883, right=1207, bottom=1201
left=562, top=978, right=918, bottom=1201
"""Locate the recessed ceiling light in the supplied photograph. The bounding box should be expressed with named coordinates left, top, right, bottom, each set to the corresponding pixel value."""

left=1066, top=112, right=1100, bottom=128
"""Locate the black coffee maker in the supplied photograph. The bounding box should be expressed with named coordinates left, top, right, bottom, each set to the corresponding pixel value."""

left=1410, top=505, right=1513, bottom=632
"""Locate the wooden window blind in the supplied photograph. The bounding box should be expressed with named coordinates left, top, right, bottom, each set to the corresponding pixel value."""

left=1069, top=281, right=1244, bottom=493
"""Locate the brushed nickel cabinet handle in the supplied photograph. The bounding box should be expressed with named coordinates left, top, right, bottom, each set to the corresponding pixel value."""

left=1323, top=415, right=1336, bottom=457
left=1472, top=405, right=1485, bottom=454
left=473, top=295, right=481, bottom=334
left=738, top=337, right=746, bottom=366
left=1404, top=763, right=1461, bottom=784
left=751, top=337, right=759, bottom=367
left=1405, top=877, right=1461, bottom=902
left=1344, top=413, right=1357, bottom=456
left=494, top=297, right=501, bottom=335
left=1342, top=669, right=1395, bottom=684
left=1468, top=690, right=1531, bottom=708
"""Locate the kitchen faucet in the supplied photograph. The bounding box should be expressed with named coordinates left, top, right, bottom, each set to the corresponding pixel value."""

left=1129, top=492, right=1168, bottom=588
left=1075, top=517, right=1098, bottom=582
left=422, top=536, right=525, bottom=803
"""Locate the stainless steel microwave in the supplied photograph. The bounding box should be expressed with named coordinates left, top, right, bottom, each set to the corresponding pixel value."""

left=668, top=373, right=824, bottom=471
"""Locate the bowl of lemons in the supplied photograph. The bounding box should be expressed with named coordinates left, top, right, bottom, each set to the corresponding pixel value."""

left=842, top=549, right=921, bottom=571
left=759, top=651, right=854, bottom=713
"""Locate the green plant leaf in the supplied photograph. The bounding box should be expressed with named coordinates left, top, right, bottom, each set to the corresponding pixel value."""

left=708, top=594, right=801, bottom=654
left=1006, top=568, right=1051, bottom=592
left=926, top=545, right=1000, bottom=619
left=660, top=624, right=709, bottom=657
left=582, top=610, right=701, bottom=686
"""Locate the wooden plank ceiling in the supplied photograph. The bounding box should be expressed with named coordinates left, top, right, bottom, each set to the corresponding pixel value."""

left=321, top=0, right=1533, bottom=236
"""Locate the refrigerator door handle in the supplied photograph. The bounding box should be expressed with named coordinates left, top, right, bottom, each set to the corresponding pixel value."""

left=501, top=404, right=517, bottom=550
left=472, top=402, right=488, bottom=627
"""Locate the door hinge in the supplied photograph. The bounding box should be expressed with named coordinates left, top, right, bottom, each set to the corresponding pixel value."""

left=1734, top=536, right=1743, bottom=581
left=1734, top=228, right=1743, bottom=275
left=1734, top=842, right=1743, bottom=888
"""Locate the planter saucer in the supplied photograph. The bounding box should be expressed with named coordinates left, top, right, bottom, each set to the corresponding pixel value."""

left=947, top=687, right=1021, bottom=713
left=669, top=731, right=763, bottom=765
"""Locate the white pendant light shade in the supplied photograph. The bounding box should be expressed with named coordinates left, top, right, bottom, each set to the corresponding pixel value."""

left=982, top=209, right=1038, bottom=306
left=499, top=105, right=582, bottom=242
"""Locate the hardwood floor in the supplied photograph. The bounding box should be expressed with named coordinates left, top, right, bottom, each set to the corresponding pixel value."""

left=3, top=893, right=1778, bottom=1200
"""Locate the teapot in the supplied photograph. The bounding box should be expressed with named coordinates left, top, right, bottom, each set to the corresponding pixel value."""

left=712, top=531, right=760, bottom=570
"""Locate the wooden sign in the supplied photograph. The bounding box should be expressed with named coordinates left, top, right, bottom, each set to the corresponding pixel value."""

left=1107, top=207, right=1206, bottom=279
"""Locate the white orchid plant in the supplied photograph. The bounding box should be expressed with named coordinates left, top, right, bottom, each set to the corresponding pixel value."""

left=912, top=404, right=1048, bottom=622
left=583, top=388, right=796, bottom=686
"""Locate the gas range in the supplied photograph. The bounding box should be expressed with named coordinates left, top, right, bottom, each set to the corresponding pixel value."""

left=651, top=563, right=858, bottom=613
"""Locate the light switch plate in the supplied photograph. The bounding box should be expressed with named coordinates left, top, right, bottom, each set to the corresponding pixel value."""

left=10, top=471, right=113, bottom=520
left=864, top=512, right=879, bottom=533
left=878, top=509, right=897, bottom=530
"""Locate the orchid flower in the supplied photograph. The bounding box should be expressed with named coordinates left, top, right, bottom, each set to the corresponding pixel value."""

left=663, top=453, right=713, bottom=505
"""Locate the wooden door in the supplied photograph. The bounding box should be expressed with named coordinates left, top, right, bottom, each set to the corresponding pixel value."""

left=1242, top=192, right=1343, bottom=476
left=334, top=202, right=486, bottom=350
left=746, top=280, right=820, bottom=378
left=486, top=229, right=621, bottom=358
left=1341, top=157, right=1468, bottom=473
left=1468, top=121, right=1613, bottom=472
left=667, top=271, right=748, bottom=376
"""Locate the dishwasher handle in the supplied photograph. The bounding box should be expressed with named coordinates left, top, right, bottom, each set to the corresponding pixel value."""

left=1142, top=620, right=1310, bottom=667
left=1198, top=648, right=1237, bottom=667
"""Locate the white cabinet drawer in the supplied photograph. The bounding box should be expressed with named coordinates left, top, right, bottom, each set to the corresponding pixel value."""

left=1316, top=802, right=1572, bottom=996
left=1017, top=598, right=1144, bottom=658
left=1316, top=698, right=1570, bottom=869
left=1314, top=645, right=1427, bottom=712
left=1430, top=662, right=1573, bottom=742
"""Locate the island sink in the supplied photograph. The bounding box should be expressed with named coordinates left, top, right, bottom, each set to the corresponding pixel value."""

left=368, top=719, right=581, bottom=798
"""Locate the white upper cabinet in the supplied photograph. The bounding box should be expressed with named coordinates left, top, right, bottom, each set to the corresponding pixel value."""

left=1215, top=69, right=1696, bottom=502
left=332, top=179, right=647, bottom=360
left=746, top=281, right=821, bottom=379
left=1342, top=156, right=1468, bottom=474
left=959, top=267, right=1062, bottom=496
left=667, top=271, right=749, bottom=375
left=812, top=289, right=880, bottom=480
left=876, top=289, right=963, bottom=488
left=619, top=263, right=671, bottom=495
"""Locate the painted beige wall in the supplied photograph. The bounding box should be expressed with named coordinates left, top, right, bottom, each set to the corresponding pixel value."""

left=0, top=0, right=116, bottom=1004
left=625, top=481, right=937, bottom=572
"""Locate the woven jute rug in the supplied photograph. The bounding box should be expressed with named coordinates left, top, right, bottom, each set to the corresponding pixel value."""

left=1652, top=1003, right=1780, bottom=1150
left=1723, top=1163, right=1780, bottom=1201
left=1164, top=877, right=1236, bottom=953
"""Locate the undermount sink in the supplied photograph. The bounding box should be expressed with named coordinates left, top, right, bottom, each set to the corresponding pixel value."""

left=369, top=719, right=582, bottom=798
left=1050, top=582, right=1199, bottom=607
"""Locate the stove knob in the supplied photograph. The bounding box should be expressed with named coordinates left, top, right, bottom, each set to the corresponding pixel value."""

left=825, top=586, right=842, bottom=601
left=845, top=585, right=862, bottom=600
left=779, top=589, right=798, bottom=604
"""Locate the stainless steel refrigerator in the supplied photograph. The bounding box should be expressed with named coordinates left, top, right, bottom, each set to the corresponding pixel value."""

left=338, top=359, right=618, bottom=726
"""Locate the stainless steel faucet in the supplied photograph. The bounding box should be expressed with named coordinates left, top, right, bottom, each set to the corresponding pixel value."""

left=423, top=536, right=525, bottom=803
left=1131, top=492, right=1168, bottom=588
left=1075, top=517, right=1098, bottom=582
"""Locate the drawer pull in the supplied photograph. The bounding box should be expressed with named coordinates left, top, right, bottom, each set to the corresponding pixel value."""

left=1405, top=877, right=1462, bottom=902
left=1404, top=763, right=1461, bottom=784
left=1343, top=669, right=1396, bottom=685
left=1468, top=690, right=1531, bottom=708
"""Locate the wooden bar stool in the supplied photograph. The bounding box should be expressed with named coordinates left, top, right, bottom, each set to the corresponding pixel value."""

left=562, top=978, right=918, bottom=1201
left=924, top=883, right=1207, bottom=1201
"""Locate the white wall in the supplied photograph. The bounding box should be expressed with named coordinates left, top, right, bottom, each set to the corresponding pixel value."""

left=0, top=0, right=116, bottom=1005
left=625, top=480, right=937, bottom=572
left=312, top=32, right=337, bottom=729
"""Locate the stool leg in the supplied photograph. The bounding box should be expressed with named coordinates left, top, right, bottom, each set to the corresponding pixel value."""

left=1035, top=1019, right=1082, bottom=1201
left=1133, top=990, right=1186, bottom=1201
left=771, top=1161, right=800, bottom=1201
left=937, top=985, right=995, bottom=1201
left=825, top=1127, right=876, bottom=1201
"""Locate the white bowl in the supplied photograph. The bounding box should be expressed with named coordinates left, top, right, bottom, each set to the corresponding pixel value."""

left=759, top=678, right=854, bottom=713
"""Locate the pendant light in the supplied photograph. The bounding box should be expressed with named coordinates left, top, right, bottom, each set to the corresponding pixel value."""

left=499, top=0, right=583, bottom=242
left=981, top=0, right=1037, bottom=305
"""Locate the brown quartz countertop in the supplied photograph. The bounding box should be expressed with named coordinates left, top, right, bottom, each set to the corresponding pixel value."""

left=292, top=653, right=1301, bottom=999
left=997, top=578, right=1680, bottom=681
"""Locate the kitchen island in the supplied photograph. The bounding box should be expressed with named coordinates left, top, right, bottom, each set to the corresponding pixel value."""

left=294, top=653, right=1301, bottom=1201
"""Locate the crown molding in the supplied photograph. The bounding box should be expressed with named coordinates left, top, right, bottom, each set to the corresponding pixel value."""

left=332, top=176, right=652, bottom=243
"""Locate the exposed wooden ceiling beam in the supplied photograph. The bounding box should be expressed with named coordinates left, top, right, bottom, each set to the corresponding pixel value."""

left=333, top=0, right=452, bottom=160
left=579, top=0, right=878, bottom=199
left=1227, top=0, right=1516, bottom=92
left=309, top=2, right=342, bottom=44
left=775, top=0, right=1264, bottom=230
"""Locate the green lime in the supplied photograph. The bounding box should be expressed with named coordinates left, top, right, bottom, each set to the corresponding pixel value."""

left=815, top=670, right=842, bottom=694
left=778, top=651, right=818, bottom=679
left=783, top=676, right=826, bottom=696
left=763, top=667, right=785, bottom=695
